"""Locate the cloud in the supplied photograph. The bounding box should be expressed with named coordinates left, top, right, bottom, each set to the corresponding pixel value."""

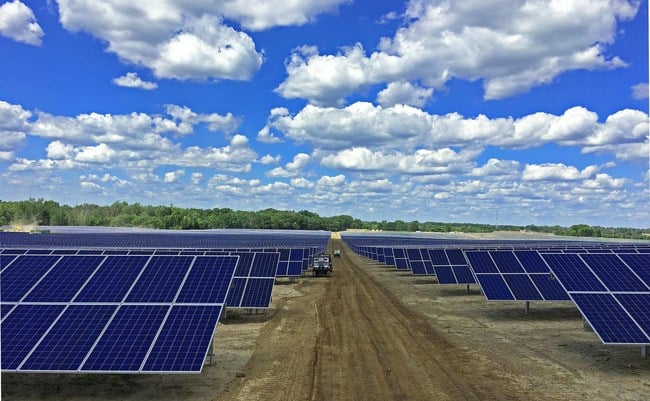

left=317, top=174, right=346, bottom=186
left=277, top=0, right=639, bottom=104
left=164, top=169, right=185, bottom=183
left=522, top=163, right=600, bottom=181
left=257, top=125, right=284, bottom=144
left=0, top=0, right=43, bottom=45
left=218, top=0, right=351, bottom=31
left=291, top=177, right=315, bottom=188
left=266, top=153, right=310, bottom=177
left=259, top=154, right=281, bottom=165
left=631, top=83, right=648, bottom=100
left=57, top=3, right=263, bottom=81
left=0, top=100, right=31, bottom=150
left=113, top=72, right=158, bottom=90
left=0, top=151, right=15, bottom=162
left=320, top=147, right=478, bottom=174
left=265, top=102, right=648, bottom=161
left=376, top=81, right=433, bottom=107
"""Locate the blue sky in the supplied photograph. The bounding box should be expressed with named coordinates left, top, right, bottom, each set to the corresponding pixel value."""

left=0, top=0, right=648, bottom=227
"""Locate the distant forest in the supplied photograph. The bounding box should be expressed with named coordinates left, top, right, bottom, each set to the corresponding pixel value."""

left=1, top=199, right=648, bottom=240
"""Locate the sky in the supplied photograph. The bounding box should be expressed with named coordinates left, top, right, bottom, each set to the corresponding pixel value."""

left=0, top=0, right=648, bottom=228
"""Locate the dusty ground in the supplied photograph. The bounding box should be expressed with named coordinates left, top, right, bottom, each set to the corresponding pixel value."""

left=2, top=239, right=649, bottom=400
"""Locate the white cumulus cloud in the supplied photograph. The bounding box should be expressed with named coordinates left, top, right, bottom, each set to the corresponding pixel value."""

left=277, top=0, right=639, bottom=104
left=113, top=72, right=158, bottom=90
left=0, top=0, right=43, bottom=45
left=376, top=81, right=433, bottom=107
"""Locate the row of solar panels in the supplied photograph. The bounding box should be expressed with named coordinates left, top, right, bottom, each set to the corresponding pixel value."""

left=0, top=244, right=331, bottom=374
left=0, top=231, right=331, bottom=249
left=347, top=244, right=650, bottom=346
left=1, top=255, right=239, bottom=373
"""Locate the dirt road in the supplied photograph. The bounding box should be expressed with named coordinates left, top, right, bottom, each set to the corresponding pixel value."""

left=221, top=240, right=528, bottom=401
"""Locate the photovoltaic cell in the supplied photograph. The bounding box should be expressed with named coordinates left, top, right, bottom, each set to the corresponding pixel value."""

left=25, top=256, right=105, bottom=302
left=1, top=304, right=65, bottom=370
left=465, top=251, right=498, bottom=273
left=74, top=256, right=149, bottom=302
left=176, top=256, right=238, bottom=303
left=126, top=256, right=193, bottom=302
left=490, top=251, right=525, bottom=273
left=614, top=294, right=650, bottom=337
left=0, top=256, right=60, bottom=302
left=81, top=305, right=169, bottom=372
left=529, top=274, right=570, bottom=301
left=541, top=254, right=606, bottom=292
left=1, top=255, right=17, bottom=269
left=225, top=277, right=246, bottom=307
left=502, top=275, right=543, bottom=300
left=475, top=274, right=514, bottom=300
left=618, top=254, right=650, bottom=286
left=249, top=252, right=279, bottom=277
left=570, top=293, right=648, bottom=344
left=21, top=305, right=117, bottom=371
left=142, top=305, right=222, bottom=372
left=513, top=251, right=549, bottom=273
left=240, top=278, right=275, bottom=308
left=580, top=254, right=648, bottom=292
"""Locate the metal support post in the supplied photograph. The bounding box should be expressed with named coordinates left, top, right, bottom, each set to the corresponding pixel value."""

left=524, top=301, right=530, bottom=314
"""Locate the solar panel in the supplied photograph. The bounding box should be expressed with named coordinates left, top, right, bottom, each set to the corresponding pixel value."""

left=225, top=252, right=280, bottom=308
left=467, top=251, right=569, bottom=301
left=542, top=253, right=650, bottom=345
left=428, top=249, right=476, bottom=285
left=1, top=254, right=239, bottom=373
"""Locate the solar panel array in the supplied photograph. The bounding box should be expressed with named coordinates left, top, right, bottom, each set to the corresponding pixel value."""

left=1, top=254, right=239, bottom=373
left=343, top=234, right=650, bottom=348
left=541, top=253, right=650, bottom=344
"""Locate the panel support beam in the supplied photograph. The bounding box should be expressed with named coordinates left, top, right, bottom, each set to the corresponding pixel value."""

left=642, top=345, right=649, bottom=357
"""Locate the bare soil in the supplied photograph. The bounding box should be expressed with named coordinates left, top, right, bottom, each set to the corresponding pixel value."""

left=2, top=239, right=649, bottom=400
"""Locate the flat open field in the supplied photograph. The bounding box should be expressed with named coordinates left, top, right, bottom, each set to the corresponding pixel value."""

left=2, top=239, right=649, bottom=400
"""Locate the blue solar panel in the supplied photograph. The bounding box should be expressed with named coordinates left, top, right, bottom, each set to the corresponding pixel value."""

left=240, top=278, right=275, bottom=308
left=81, top=305, right=169, bottom=372
left=225, top=277, right=247, bottom=307
left=541, top=254, right=606, bottom=292
left=465, top=251, right=498, bottom=273
left=502, top=274, right=543, bottom=300
left=428, top=249, right=449, bottom=265
left=1, top=255, right=17, bottom=270
left=176, top=256, right=238, bottom=303
left=0, top=255, right=60, bottom=302
left=233, top=253, right=254, bottom=276
left=75, top=256, right=149, bottom=302
left=445, top=249, right=467, bottom=265
left=580, top=254, right=648, bottom=292
left=249, top=252, right=279, bottom=277
left=410, top=261, right=427, bottom=275
left=513, top=251, right=549, bottom=273
left=614, top=294, right=650, bottom=337
left=126, top=256, right=193, bottom=302
left=543, top=252, right=650, bottom=345
left=142, top=305, right=222, bottom=372
left=21, top=305, right=117, bottom=371
left=1, top=304, right=65, bottom=370
left=529, top=274, right=570, bottom=301
left=618, top=254, right=650, bottom=287
left=475, top=274, right=514, bottom=300
left=570, top=293, right=649, bottom=344
left=434, top=266, right=456, bottom=283
left=490, top=251, right=525, bottom=273
left=24, top=256, right=105, bottom=302
left=452, top=266, right=477, bottom=284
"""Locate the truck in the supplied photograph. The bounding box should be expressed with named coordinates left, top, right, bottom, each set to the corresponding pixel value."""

left=333, top=249, right=341, bottom=257
left=312, top=254, right=333, bottom=277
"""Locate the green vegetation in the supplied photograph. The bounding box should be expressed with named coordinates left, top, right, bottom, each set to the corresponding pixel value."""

left=1, top=199, right=648, bottom=240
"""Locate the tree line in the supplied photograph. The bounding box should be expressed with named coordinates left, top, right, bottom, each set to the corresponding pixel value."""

left=0, top=199, right=648, bottom=240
